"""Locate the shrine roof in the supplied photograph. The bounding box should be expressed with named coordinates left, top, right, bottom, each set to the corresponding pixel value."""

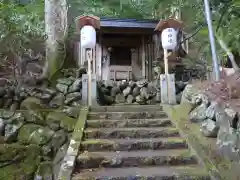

left=100, top=17, right=159, bottom=29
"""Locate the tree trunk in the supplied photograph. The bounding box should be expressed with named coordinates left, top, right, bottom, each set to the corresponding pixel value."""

left=43, top=0, right=68, bottom=81
left=217, top=37, right=239, bottom=71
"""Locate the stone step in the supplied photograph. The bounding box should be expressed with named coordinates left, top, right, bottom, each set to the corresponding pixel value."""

left=86, top=118, right=172, bottom=128
left=87, top=111, right=167, bottom=120
left=90, top=105, right=162, bottom=112
left=81, top=138, right=187, bottom=151
left=72, top=165, right=210, bottom=180
left=76, top=149, right=197, bottom=169
left=84, top=127, right=179, bottom=139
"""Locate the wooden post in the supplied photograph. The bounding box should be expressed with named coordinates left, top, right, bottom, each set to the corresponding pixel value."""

left=96, top=42, right=102, bottom=80
left=141, top=36, right=146, bottom=78
left=93, top=48, right=96, bottom=74
left=164, top=49, right=168, bottom=74
left=161, top=49, right=169, bottom=104
left=78, top=42, right=81, bottom=67
left=86, top=49, right=92, bottom=107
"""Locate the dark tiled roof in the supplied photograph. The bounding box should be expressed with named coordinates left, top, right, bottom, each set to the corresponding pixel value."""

left=100, top=17, right=160, bottom=29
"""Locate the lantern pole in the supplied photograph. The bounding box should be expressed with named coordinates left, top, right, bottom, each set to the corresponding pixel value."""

left=203, top=0, right=220, bottom=81
left=76, top=15, right=100, bottom=107
left=86, top=48, right=92, bottom=106
left=164, top=49, right=169, bottom=74
left=156, top=19, right=183, bottom=105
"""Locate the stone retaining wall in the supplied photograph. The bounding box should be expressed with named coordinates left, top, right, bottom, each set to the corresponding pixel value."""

left=0, top=106, right=80, bottom=180
left=0, top=67, right=188, bottom=179
left=181, top=84, right=240, bottom=161
left=0, top=68, right=86, bottom=180
left=0, top=70, right=83, bottom=111
left=97, top=79, right=186, bottom=105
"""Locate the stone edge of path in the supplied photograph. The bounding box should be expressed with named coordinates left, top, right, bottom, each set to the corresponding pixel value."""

left=163, top=103, right=225, bottom=180
left=57, top=106, right=89, bottom=180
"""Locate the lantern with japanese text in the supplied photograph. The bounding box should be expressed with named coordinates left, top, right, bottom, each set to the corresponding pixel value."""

left=161, top=28, right=178, bottom=50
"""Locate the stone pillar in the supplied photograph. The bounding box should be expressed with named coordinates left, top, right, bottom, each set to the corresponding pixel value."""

left=82, top=74, right=88, bottom=105
left=160, top=74, right=176, bottom=104
left=81, top=74, right=98, bottom=106
left=167, top=74, right=176, bottom=104
left=91, top=74, right=98, bottom=106
left=160, top=74, right=168, bottom=104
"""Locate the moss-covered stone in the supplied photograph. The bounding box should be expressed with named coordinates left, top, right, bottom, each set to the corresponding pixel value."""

left=86, top=119, right=172, bottom=128
left=163, top=103, right=237, bottom=180
left=46, top=111, right=62, bottom=131
left=76, top=149, right=196, bottom=169
left=0, top=136, right=5, bottom=143
left=24, top=109, right=46, bottom=125
left=49, top=93, right=65, bottom=108
left=18, top=124, right=54, bottom=145
left=56, top=83, right=69, bottom=94
left=87, top=111, right=166, bottom=120
left=84, top=127, right=179, bottom=139
left=64, top=92, right=81, bottom=105
left=4, top=113, right=25, bottom=143
left=20, top=97, right=44, bottom=110
left=49, top=129, right=67, bottom=155
left=46, top=111, right=76, bottom=132
left=0, top=144, right=41, bottom=180
left=60, top=114, right=76, bottom=132
left=0, top=110, right=15, bottom=119
left=81, top=138, right=187, bottom=152
left=35, top=161, right=53, bottom=180
left=62, top=106, right=79, bottom=118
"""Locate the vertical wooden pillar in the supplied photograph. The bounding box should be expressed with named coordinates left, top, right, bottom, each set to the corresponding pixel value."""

left=91, top=74, right=98, bottom=106
left=99, top=36, right=102, bottom=80
left=147, top=43, right=151, bottom=81
left=87, top=49, right=92, bottom=106
left=81, top=47, right=85, bottom=66
left=164, top=49, right=169, bottom=74
left=96, top=36, right=102, bottom=80
left=78, top=42, right=81, bottom=67
left=93, top=47, right=96, bottom=74
left=141, top=36, right=146, bottom=78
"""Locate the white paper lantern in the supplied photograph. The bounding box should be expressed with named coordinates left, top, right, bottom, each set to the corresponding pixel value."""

left=161, top=28, right=178, bottom=50
left=80, top=25, right=96, bottom=48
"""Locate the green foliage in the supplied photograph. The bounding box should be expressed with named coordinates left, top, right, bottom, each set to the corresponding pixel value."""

left=164, top=0, right=240, bottom=68
left=0, top=0, right=239, bottom=76
left=0, top=0, right=44, bottom=57
left=68, top=0, right=240, bottom=67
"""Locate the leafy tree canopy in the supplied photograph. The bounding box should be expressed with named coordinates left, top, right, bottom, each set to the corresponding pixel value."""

left=1, top=0, right=240, bottom=71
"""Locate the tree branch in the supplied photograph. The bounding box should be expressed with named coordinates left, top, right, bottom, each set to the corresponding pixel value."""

left=180, top=25, right=204, bottom=44
left=216, top=3, right=231, bottom=32
left=216, top=36, right=239, bottom=71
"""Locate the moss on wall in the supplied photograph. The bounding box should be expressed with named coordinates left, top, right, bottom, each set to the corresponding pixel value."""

left=163, top=103, right=238, bottom=180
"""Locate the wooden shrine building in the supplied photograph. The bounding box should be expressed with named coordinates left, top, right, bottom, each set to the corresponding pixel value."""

left=74, top=17, right=188, bottom=81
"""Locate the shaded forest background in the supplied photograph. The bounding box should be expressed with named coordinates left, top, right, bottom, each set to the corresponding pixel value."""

left=0, top=0, right=240, bottom=83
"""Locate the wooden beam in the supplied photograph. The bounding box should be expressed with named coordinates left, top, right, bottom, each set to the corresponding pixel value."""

left=96, top=41, right=102, bottom=80
left=93, top=47, right=96, bottom=74
left=99, top=27, right=154, bottom=35
left=102, top=37, right=141, bottom=47
left=141, top=36, right=146, bottom=78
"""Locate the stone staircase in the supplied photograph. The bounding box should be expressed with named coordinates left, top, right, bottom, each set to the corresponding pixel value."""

left=72, top=105, right=211, bottom=180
